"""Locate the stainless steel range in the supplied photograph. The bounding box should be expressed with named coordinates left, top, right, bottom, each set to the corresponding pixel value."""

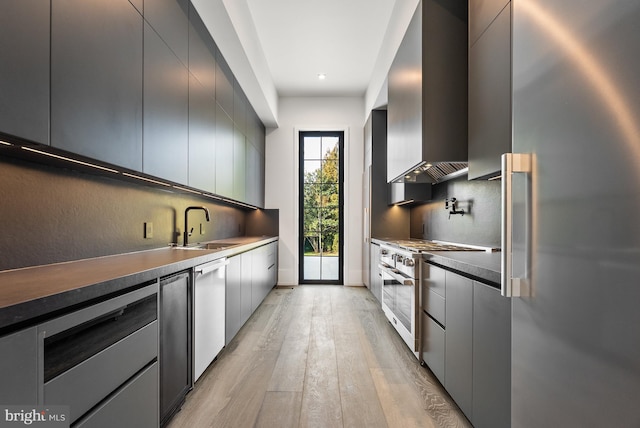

left=378, top=240, right=494, bottom=358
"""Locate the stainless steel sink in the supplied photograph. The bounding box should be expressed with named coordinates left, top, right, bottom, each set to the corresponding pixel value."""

left=174, top=242, right=238, bottom=251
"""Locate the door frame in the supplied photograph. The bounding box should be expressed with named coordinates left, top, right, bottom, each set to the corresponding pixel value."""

left=298, top=130, right=344, bottom=285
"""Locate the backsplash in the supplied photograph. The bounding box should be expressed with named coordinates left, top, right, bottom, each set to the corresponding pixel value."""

left=410, top=175, right=501, bottom=248
left=0, top=157, right=256, bottom=271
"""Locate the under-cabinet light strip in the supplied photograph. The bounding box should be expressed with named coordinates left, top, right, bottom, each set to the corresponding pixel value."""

left=172, top=185, right=202, bottom=195
left=20, top=146, right=120, bottom=173
left=122, top=172, right=171, bottom=186
left=0, top=140, right=12, bottom=146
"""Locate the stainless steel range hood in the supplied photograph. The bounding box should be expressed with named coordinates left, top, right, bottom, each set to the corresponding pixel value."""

left=387, top=0, right=468, bottom=184
left=393, top=161, right=469, bottom=184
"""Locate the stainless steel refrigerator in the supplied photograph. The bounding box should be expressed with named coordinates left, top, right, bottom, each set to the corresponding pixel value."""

left=504, top=0, right=640, bottom=426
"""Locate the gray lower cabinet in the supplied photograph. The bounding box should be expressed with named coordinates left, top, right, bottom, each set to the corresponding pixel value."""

left=226, top=242, right=278, bottom=344
left=225, top=254, right=243, bottom=344
left=444, top=271, right=473, bottom=419
left=473, top=281, right=511, bottom=428
left=240, top=251, right=253, bottom=324
left=421, top=312, right=445, bottom=384
left=144, top=22, right=189, bottom=185
left=0, top=0, right=49, bottom=145
left=0, top=327, right=38, bottom=404
left=51, top=0, right=143, bottom=171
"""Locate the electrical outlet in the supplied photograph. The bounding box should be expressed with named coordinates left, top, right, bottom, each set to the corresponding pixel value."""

left=200, top=223, right=205, bottom=235
left=144, top=222, right=153, bottom=239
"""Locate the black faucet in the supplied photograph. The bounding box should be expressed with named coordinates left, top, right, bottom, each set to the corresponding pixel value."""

left=184, top=206, right=210, bottom=246
left=445, top=198, right=465, bottom=219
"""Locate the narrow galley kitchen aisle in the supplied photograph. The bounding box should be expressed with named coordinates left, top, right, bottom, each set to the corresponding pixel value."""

left=168, top=286, right=470, bottom=428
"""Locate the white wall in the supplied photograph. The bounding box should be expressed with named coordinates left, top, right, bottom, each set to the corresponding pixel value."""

left=265, top=97, right=365, bottom=286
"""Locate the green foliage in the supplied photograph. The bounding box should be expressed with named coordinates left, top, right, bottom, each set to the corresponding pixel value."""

left=303, top=144, right=340, bottom=255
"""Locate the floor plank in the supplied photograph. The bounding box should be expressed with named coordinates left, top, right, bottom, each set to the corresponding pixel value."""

left=167, top=285, right=470, bottom=428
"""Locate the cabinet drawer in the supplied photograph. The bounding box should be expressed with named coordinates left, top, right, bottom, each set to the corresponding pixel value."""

left=422, top=288, right=445, bottom=326
left=422, top=263, right=446, bottom=297
left=44, top=321, right=158, bottom=423
left=74, top=362, right=158, bottom=428
left=421, top=312, right=445, bottom=385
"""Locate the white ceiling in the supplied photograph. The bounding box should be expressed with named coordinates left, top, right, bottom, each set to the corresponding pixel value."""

left=191, top=0, right=419, bottom=127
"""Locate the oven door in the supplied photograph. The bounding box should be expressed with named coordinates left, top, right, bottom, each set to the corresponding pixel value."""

left=379, top=262, right=418, bottom=355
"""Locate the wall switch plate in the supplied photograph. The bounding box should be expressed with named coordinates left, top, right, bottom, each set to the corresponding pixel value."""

left=144, top=222, right=153, bottom=239
left=199, top=223, right=205, bottom=235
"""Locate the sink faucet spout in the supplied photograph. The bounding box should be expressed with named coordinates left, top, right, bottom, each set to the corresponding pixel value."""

left=184, top=206, right=210, bottom=246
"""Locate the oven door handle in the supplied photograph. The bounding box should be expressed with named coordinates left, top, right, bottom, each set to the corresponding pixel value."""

left=378, top=264, right=414, bottom=285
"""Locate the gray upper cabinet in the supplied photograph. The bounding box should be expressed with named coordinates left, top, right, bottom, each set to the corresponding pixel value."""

left=215, top=55, right=234, bottom=119
left=51, top=0, right=143, bottom=171
left=445, top=271, right=473, bottom=420
left=188, top=4, right=217, bottom=99
left=245, top=142, right=260, bottom=207
left=473, top=281, right=511, bottom=428
left=188, top=73, right=216, bottom=193
left=144, top=0, right=189, bottom=66
left=215, top=104, right=234, bottom=198
left=233, top=127, right=246, bottom=202
left=144, top=22, right=189, bottom=184
left=468, top=2, right=512, bottom=180
left=0, top=0, right=49, bottom=145
left=233, top=83, right=248, bottom=136
left=469, top=0, right=510, bottom=45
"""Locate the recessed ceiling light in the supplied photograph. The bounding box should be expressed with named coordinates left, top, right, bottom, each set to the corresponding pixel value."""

left=317, top=73, right=326, bottom=80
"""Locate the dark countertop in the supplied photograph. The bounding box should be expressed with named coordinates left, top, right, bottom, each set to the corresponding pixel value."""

left=0, top=236, right=277, bottom=333
left=422, top=251, right=501, bottom=287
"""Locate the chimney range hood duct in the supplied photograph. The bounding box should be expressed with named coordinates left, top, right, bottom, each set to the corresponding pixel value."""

left=386, top=0, right=468, bottom=184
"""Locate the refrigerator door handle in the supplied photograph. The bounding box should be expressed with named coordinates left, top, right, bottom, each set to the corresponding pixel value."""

left=501, top=153, right=532, bottom=297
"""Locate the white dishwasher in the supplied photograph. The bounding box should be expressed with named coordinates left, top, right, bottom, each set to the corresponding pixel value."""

left=193, top=258, right=228, bottom=382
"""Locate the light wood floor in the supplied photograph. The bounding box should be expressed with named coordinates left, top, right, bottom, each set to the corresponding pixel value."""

left=168, top=285, right=471, bottom=428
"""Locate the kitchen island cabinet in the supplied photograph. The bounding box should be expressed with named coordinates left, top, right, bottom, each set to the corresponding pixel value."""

left=0, top=0, right=49, bottom=145
left=51, top=0, right=143, bottom=171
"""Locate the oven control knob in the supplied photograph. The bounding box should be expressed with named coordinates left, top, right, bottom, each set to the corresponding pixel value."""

left=403, top=258, right=415, bottom=267
left=396, top=255, right=404, bottom=264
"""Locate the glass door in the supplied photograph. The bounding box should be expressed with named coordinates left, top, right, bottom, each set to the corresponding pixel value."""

left=299, top=131, right=344, bottom=284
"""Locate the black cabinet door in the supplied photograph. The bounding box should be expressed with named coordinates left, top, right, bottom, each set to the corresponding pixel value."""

left=445, top=271, right=473, bottom=419
left=188, top=73, right=216, bottom=193
left=144, top=22, right=189, bottom=184
left=473, top=281, right=511, bottom=428
left=51, top=0, right=143, bottom=170
left=0, top=0, right=49, bottom=145
left=144, top=0, right=188, bottom=66
left=160, top=272, right=191, bottom=426
left=215, top=104, right=234, bottom=198
left=468, top=3, right=511, bottom=180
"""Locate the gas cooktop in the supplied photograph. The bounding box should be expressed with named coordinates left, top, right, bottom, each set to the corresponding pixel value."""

left=382, top=239, right=499, bottom=253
